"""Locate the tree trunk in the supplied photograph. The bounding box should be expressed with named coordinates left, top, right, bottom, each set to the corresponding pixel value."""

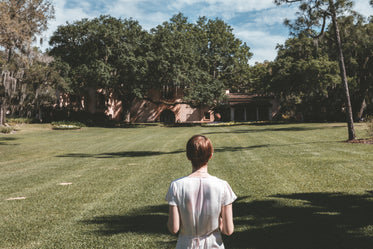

left=330, top=2, right=356, bottom=140
left=358, top=97, right=367, bottom=121
left=0, top=98, right=6, bottom=126
left=38, top=105, right=43, bottom=123
left=7, top=48, right=12, bottom=64
left=121, top=94, right=134, bottom=123
left=85, top=87, right=97, bottom=114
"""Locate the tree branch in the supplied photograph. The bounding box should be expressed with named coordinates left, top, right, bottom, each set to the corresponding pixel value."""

left=309, top=13, right=327, bottom=39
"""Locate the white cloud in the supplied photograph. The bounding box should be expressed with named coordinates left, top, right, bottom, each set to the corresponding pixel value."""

left=252, top=6, right=297, bottom=26
left=37, top=0, right=372, bottom=61
left=106, top=1, right=170, bottom=30
left=107, top=0, right=145, bottom=18
left=37, top=0, right=93, bottom=50
left=353, top=0, right=373, bottom=18
left=172, top=0, right=274, bottom=13
left=234, top=28, right=287, bottom=64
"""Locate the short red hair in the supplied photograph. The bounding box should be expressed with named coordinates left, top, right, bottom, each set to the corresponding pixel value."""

left=186, top=135, right=214, bottom=168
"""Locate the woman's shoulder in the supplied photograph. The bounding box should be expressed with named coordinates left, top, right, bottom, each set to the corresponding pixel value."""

left=206, top=175, right=228, bottom=183
left=170, top=175, right=229, bottom=186
left=169, top=176, right=189, bottom=185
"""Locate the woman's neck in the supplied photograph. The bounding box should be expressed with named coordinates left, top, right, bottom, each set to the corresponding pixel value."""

left=192, top=164, right=208, bottom=172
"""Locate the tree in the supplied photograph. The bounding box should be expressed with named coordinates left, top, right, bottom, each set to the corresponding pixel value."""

left=193, top=17, right=252, bottom=97
left=149, top=13, right=252, bottom=108
left=148, top=13, right=199, bottom=100
left=249, top=61, right=272, bottom=95
left=22, top=52, right=68, bottom=122
left=332, top=16, right=373, bottom=120
left=275, top=0, right=356, bottom=140
left=49, top=15, right=150, bottom=122
left=271, top=35, right=341, bottom=121
left=0, top=48, right=67, bottom=122
left=0, top=0, right=55, bottom=125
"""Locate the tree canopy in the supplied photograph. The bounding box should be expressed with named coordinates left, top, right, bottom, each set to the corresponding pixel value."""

left=0, top=0, right=55, bottom=125
left=148, top=13, right=252, bottom=107
left=2, top=4, right=371, bottom=128
left=274, top=0, right=359, bottom=140
left=49, top=15, right=150, bottom=120
left=268, top=10, right=372, bottom=123
left=50, top=13, right=252, bottom=116
left=0, top=0, right=55, bottom=62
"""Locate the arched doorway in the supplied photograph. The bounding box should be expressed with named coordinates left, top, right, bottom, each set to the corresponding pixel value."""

left=160, top=109, right=175, bottom=124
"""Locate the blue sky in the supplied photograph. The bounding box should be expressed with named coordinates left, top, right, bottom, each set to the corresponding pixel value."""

left=41, top=0, right=372, bottom=65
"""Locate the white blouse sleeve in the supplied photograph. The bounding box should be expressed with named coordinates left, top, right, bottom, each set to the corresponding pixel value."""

left=165, top=181, right=178, bottom=206
left=221, top=181, right=237, bottom=206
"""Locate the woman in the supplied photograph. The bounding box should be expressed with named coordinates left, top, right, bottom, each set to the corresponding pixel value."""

left=166, top=135, right=237, bottom=248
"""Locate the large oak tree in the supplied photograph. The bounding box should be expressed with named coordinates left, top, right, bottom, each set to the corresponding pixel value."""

left=49, top=15, right=150, bottom=121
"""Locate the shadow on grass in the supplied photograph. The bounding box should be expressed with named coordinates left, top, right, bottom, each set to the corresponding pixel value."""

left=81, top=204, right=169, bottom=236
left=203, top=124, right=338, bottom=135
left=214, top=145, right=270, bottom=152
left=57, top=150, right=184, bottom=158
left=225, top=191, right=373, bottom=249
left=81, top=192, right=373, bottom=248
left=213, top=140, right=338, bottom=153
left=57, top=140, right=337, bottom=158
left=0, top=136, right=19, bottom=146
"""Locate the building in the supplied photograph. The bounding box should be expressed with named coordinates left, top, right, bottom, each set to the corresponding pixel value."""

left=106, top=87, right=215, bottom=124
left=226, top=91, right=278, bottom=122
left=58, top=87, right=278, bottom=124
left=105, top=89, right=277, bottom=124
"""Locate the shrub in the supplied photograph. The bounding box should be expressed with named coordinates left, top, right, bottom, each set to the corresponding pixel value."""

left=1, top=126, right=14, bottom=134
left=6, top=118, right=33, bottom=125
left=51, top=121, right=85, bottom=130
left=201, top=121, right=273, bottom=127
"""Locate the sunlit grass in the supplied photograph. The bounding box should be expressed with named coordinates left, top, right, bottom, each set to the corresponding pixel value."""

left=0, top=123, right=372, bottom=248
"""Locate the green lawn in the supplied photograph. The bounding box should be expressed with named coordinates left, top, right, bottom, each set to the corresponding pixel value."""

left=0, top=123, right=372, bottom=249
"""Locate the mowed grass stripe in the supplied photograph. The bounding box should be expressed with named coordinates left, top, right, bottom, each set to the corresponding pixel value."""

left=34, top=127, right=192, bottom=248
left=0, top=123, right=372, bottom=249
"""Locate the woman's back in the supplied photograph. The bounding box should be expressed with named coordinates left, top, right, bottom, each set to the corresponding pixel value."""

left=166, top=175, right=236, bottom=248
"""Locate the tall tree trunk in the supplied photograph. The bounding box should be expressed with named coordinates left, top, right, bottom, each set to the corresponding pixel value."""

left=0, top=98, right=6, bottom=125
left=85, top=87, right=97, bottom=114
left=330, top=2, right=356, bottom=140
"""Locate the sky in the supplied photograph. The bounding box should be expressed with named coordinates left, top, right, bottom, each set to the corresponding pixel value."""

left=40, top=0, right=372, bottom=65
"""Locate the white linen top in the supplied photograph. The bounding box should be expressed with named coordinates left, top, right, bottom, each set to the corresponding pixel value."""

left=166, top=175, right=237, bottom=249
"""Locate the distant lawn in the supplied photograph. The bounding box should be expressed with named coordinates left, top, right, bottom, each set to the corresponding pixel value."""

left=0, top=123, right=372, bottom=249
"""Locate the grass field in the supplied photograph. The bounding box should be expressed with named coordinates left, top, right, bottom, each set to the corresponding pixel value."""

left=0, top=122, right=372, bottom=249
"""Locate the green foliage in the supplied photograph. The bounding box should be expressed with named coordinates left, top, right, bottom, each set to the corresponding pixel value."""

left=270, top=5, right=372, bottom=122
left=6, top=117, right=32, bottom=124
left=331, top=16, right=373, bottom=119
left=271, top=34, right=343, bottom=120
left=184, top=77, right=226, bottom=107
left=51, top=120, right=85, bottom=129
left=49, top=15, right=151, bottom=118
left=148, top=13, right=252, bottom=107
left=0, top=125, right=13, bottom=133
left=0, top=0, right=55, bottom=59
left=249, top=62, right=272, bottom=94
left=201, top=121, right=274, bottom=127
left=49, top=13, right=252, bottom=113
